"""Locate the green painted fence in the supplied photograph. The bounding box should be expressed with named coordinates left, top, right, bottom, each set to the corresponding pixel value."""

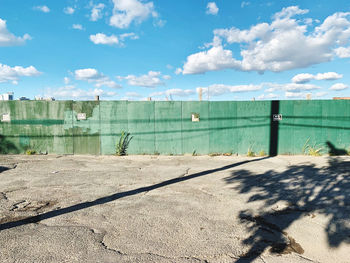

left=0, top=100, right=349, bottom=155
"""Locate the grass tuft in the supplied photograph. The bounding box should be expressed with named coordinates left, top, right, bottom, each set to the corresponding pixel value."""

left=116, top=131, right=132, bottom=156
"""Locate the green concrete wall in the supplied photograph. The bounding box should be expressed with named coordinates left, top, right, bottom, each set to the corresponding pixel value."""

left=0, top=100, right=349, bottom=155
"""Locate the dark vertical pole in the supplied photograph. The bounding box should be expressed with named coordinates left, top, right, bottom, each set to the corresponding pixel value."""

left=269, top=100, right=280, bottom=156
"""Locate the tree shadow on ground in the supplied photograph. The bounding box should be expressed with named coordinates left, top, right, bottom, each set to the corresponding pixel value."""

left=224, top=157, right=350, bottom=262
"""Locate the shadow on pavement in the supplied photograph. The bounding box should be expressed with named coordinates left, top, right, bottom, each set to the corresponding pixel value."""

left=224, top=157, right=350, bottom=262
left=0, top=157, right=268, bottom=231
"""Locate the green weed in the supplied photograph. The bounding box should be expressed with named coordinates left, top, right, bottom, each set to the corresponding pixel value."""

left=302, top=138, right=323, bottom=156
left=26, top=149, right=36, bottom=155
left=247, top=146, right=255, bottom=157
left=258, top=150, right=266, bottom=157
left=116, top=131, right=132, bottom=156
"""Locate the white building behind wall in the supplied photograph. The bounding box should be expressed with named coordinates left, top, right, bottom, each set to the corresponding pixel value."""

left=0, top=92, right=14, bottom=100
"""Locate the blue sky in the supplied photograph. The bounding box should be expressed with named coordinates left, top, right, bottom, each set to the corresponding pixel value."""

left=1, top=0, right=350, bottom=101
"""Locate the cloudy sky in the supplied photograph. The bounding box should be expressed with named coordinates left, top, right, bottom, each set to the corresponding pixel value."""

left=1, top=0, right=350, bottom=101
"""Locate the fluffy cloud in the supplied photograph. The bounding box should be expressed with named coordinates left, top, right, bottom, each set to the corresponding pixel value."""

left=0, top=18, right=31, bottom=46
left=72, top=24, right=84, bottom=30
left=64, top=7, right=75, bottom=15
left=90, top=3, right=105, bottom=21
left=206, top=2, right=218, bottom=15
left=180, top=46, right=241, bottom=74
left=46, top=86, right=116, bottom=100
left=179, top=6, right=350, bottom=74
left=34, top=6, right=50, bottom=13
left=0, top=63, right=41, bottom=84
left=334, top=46, right=350, bottom=58
left=150, top=89, right=195, bottom=98
left=292, top=72, right=343, bottom=83
left=109, top=0, right=157, bottom=29
left=74, top=68, right=121, bottom=89
left=90, top=32, right=138, bottom=46
left=285, top=92, right=308, bottom=98
left=291, top=73, right=314, bottom=84
left=196, top=84, right=261, bottom=96
left=265, top=82, right=321, bottom=92
left=90, top=33, right=119, bottom=45
left=117, top=71, right=169, bottom=87
left=330, top=83, right=349, bottom=90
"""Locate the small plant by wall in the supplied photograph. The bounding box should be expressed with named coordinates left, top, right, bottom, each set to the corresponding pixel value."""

left=116, top=131, right=132, bottom=156
left=258, top=150, right=266, bottom=157
left=302, top=138, right=323, bottom=156
left=247, top=146, right=255, bottom=157
left=25, top=149, right=36, bottom=155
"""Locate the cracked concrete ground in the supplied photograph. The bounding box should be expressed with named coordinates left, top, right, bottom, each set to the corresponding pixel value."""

left=0, top=155, right=349, bottom=263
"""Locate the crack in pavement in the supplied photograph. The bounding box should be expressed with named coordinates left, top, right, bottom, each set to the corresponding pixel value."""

left=297, top=254, right=319, bottom=263
left=98, top=232, right=208, bottom=262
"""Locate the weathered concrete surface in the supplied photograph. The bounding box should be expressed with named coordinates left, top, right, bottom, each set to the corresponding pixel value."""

left=0, top=155, right=349, bottom=263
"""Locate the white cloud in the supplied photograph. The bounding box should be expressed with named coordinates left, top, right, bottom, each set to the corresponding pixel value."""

left=175, top=68, right=182, bottom=75
left=179, top=6, right=350, bottom=74
left=117, top=71, right=169, bottom=87
left=74, top=68, right=121, bottom=89
left=292, top=72, right=343, bottom=83
left=46, top=86, right=117, bottom=100
left=285, top=91, right=308, bottom=98
left=150, top=89, right=195, bottom=98
left=182, top=46, right=241, bottom=74
left=257, top=93, right=278, bottom=100
left=109, top=0, right=157, bottom=29
left=64, top=77, right=70, bottom=84
left=273, top=5, right=308, bottom=20
left=90, top=33, right=119, bottom=45
left=334, top=46, right=350, bottom=58
left=154, top=19, right=166, bottom=27
left=72, top=24, right=84, bottom=30
left=206, top=2, right=218, bottom=15
left=75, top=68, right=100, bottom=80
left=34, top=6, right=50, bottom=13
left=196, top=84, right=261, bottom=96
left=0, top=63, right=41, bottom=84
left=90, top=3, right=105, bottom=21
left=241, top=1, right=250, bottom=8
left=0, top=18, right=31, bottom=46
left=64, top=7, right=75, bottom=15
left=330, top=83, right=349, bottom=90
left=89, top=32, right=138, bottom=46
left=315, top=72, right=343, bottom=81
left=291, top=73, right=314, bottom=84
left=162, top=75, right=171, bottom=80
left=265, top=82, right=321, bottom=92
left=119, top=32, right=139, bottom=40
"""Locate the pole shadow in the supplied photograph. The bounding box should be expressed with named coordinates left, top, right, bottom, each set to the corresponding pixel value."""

left=0, top=157, right=268, bottom=231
